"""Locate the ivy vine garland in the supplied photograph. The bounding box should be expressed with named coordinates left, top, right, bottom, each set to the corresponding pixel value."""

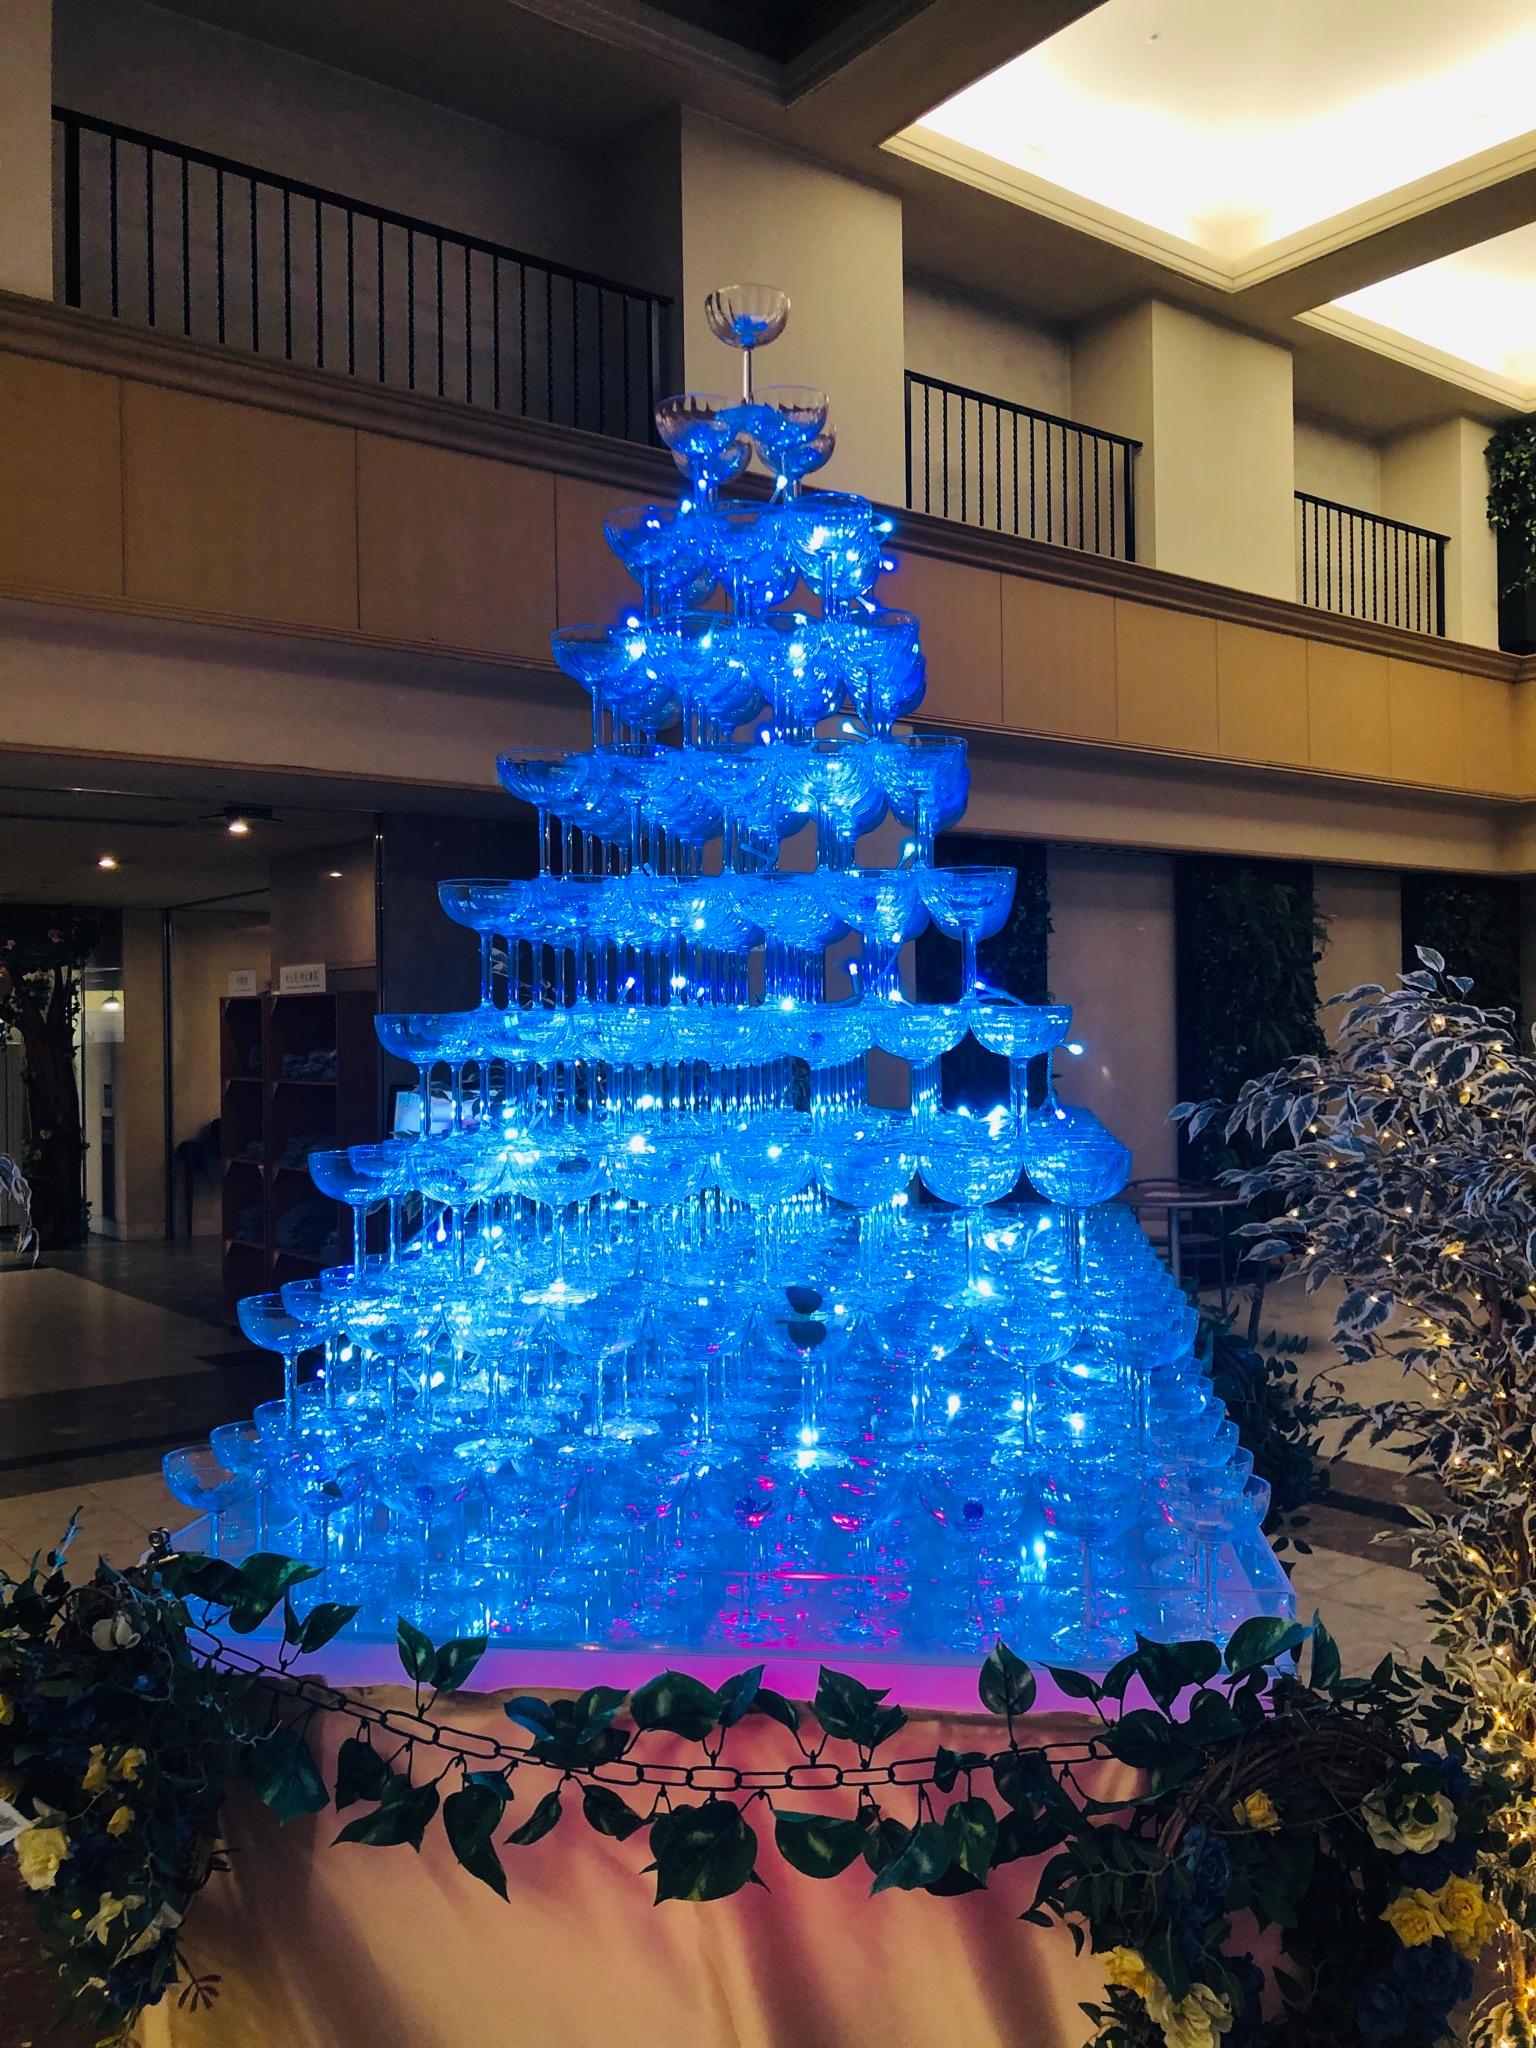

left=0, top=1531, right=1510, bottom=2048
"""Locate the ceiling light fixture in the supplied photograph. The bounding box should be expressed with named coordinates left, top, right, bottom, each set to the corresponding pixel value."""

left=327, top=869, right=343, bottom=879
left=96, top=854, right=118, bottom=870
left=101, top=992, right=122, bottom=1012
left=226, top=815, right=251, bottom=837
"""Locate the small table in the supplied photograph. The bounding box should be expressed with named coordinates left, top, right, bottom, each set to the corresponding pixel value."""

left=1123, top=1178, right=1245, bottom=1305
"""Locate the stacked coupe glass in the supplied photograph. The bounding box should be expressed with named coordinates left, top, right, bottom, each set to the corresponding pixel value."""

left=172, top=286, right=1292, bottom=1666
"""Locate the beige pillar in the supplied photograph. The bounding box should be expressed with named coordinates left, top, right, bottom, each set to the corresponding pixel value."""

left=118, top=909, right=167, bottom=1239
left=1045, top=846, right=1178, bottom=1178
left=1380, top=419, right=1499, bottom=650
left=1073, top=299, right=1295, bottom=598
left=676, top=111, right=907, bottom=505
left=0, top=0, right=54, bottom=300
left=1313, top=868, right=1403, bottom=1043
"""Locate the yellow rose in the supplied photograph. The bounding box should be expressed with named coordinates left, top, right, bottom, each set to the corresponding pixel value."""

left=1233, top=1790, right=1280, bottom=1832
left=1381, top=1888, right=1447, bottom=1947
left=0, top=1768, right=21, bottom=1803
left=81, top=1745, right=110, bottom=1795
left=0, top=1692, right=14, bottom=1727
left=1147, top=1982, right=1233, bottom=2048
left=15, top=1823, right=69, bottom=1890
left=1102, top=1947, right=1155, bottom=1998
left=105, top=1804, right=134, bottom=1838
left=1437, top=1878, right=1502, bottom=1960
left=115, top=1747, right=146, bottom=1784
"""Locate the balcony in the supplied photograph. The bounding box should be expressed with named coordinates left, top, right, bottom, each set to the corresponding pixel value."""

left=53, top=106, right=671, bottom=445
left=904, top=369, right=1138, bottom=562
left=1295, top=492, right=1448, bottom=639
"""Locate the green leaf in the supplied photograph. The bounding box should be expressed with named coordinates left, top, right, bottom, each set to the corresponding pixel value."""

left=648, top=1800, right=759, bottom=1903
left=1106, top=1710, right=1198, bottom=1779
left=396, top=1615, right=436, bottom=1683
left=861, top=1815, right=911, bottom=1878
left=430, top=1636, right=488, bottom=1694
left=157, top=1552, right=249, bottom=1608
left=746, top=1688, right=801, bottom=1734
left=442, top=1783, right=508, bottom=1897
left=933, top=1746, right=962, bottom=1794
left=227, top=1554, right=324, bottom=1633
left=506, top=1787, right=563, bottom=1847
left=572, top=1685, right=629, bottom=1737
left=993, top=1807, right=1067, bottom=1864
left=1045, top=1666, right=1103, bottom=1701
left=1309, top=1617, right=1342, bottom=1693
left=582, top=1784, right=646, bottom=1840
left=712, top=1665, right=764, bottom=1728
left=774, top=1809, right=869, bottom=1879
left=334, top=1775, right=441, bottom=1850
left=978, top=1641, right=1037, bottom=1718
left=503, top=1695, right=558, bottom=1741
left=943, top=1797, right=997, bottom=1881
left=630, top=1670, right=719, bottom=1742
left=1134, top=1635, right=1220, bottom=1710
left=248, top=1723, right=329, bottom=1820
left=814, top=1666, right=907, bottom=1751
left=294, top=1602, right=359, bottom=1656
left=334, top=1736, right=391, bottom=1811
left=1224, top=1617, right=1309, bottom=1676
left=870, top=1819, right=950, bottom=1895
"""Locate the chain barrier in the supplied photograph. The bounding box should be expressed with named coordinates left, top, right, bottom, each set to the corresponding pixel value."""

left=195, top=1627, right=1110, bottom=1794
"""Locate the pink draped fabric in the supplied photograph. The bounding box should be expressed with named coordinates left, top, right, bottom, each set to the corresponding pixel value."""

left=136, top=1689, right=1135, bottom=2048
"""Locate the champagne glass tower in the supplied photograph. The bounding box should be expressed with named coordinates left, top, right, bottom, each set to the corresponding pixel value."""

left=208, top=287, right=1293, bottom=1667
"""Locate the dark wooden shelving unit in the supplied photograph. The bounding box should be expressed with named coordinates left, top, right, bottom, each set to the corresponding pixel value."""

left=219, top=990, right=378, bottom=1322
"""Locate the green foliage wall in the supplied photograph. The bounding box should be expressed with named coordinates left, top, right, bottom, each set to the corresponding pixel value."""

left=1400, top=871, right=1522, bottom=1024
left=1173, top=857, right=1326, bottom=1179
left=914, top=835, right=1050, bottom=1111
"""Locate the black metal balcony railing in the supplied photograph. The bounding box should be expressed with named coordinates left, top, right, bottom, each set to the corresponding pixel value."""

left=904, top=370, right=1139, bottom=562
left=53, top=107, right=671, bottom=445
left=1295, top=491, right=1448, bottom=637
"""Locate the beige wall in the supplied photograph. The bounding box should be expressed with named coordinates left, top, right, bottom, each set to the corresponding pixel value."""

left=1380, top=417, right=1499, bottom=651
left=117, top=907, right=166, bottom=1239
left=269, top=841, right=375, bottom=981
left=677, top=112, right=906, bottom=504
left=54, top=0, right=617, bottom=280
left=1074, top=300, right=1295, bottom=597
left=1294, top=416, right=1381, bottom=514
left=171, top=907, right=267, bottom=1235
left=1045, top=845, right=1178, bottom=1178
left=0, top=0, right=53, bottom=300
left=904, top=276, right=1072, bottom=416
left=1313, top=866, right=1403, bottom=1042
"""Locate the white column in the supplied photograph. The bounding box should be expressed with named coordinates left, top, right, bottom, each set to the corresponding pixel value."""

left=676, top=111, right=907, bottom=505
left=1073, top=298, right=1295, bottom=598
left=1380, top=419, right=1499, bottom=649
left=0, top=0, right=54, bottom=300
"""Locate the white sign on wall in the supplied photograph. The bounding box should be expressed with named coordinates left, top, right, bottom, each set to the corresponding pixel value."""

left=277, top=962, right=328, bottom=994
left=227, top=969, right=262, bottom=997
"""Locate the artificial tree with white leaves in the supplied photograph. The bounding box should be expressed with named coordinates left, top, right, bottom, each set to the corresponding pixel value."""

left=1176, top=948, right=1536, bottom=2046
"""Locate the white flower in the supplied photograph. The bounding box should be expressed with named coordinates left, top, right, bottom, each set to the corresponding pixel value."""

left=123, top=1901, right=182, bottom=1957
left=90, top=1613, right=140, bottom=1653
left=1363, top=1789, right=1456, bottom=1856
left=1146, top=1982, right=1234, bottom=2048
left=84, top=1892, right=141, bottom=1946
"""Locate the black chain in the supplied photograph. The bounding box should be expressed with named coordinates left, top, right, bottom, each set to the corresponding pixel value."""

left=196, top=1629, right=1109, bottom=1793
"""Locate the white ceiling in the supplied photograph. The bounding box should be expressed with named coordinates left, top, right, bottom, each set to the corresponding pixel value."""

left=1330, top=222, right=1536, bottom=390
left=912, top=0, right=1536, bottom=259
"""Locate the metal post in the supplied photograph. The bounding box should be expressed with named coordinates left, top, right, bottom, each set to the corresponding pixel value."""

left=62, top=115, right=82, bottom=307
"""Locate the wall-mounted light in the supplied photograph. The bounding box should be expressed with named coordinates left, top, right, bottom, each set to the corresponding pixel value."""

left=226, top=815, right=251, bottom=837
left=96, top=854, right=118, bottom=871
left=326, top=869, right=343, bottom=879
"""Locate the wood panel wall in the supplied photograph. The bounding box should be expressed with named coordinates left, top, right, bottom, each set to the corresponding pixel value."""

left=0, top=307, right=1530, bottom=813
